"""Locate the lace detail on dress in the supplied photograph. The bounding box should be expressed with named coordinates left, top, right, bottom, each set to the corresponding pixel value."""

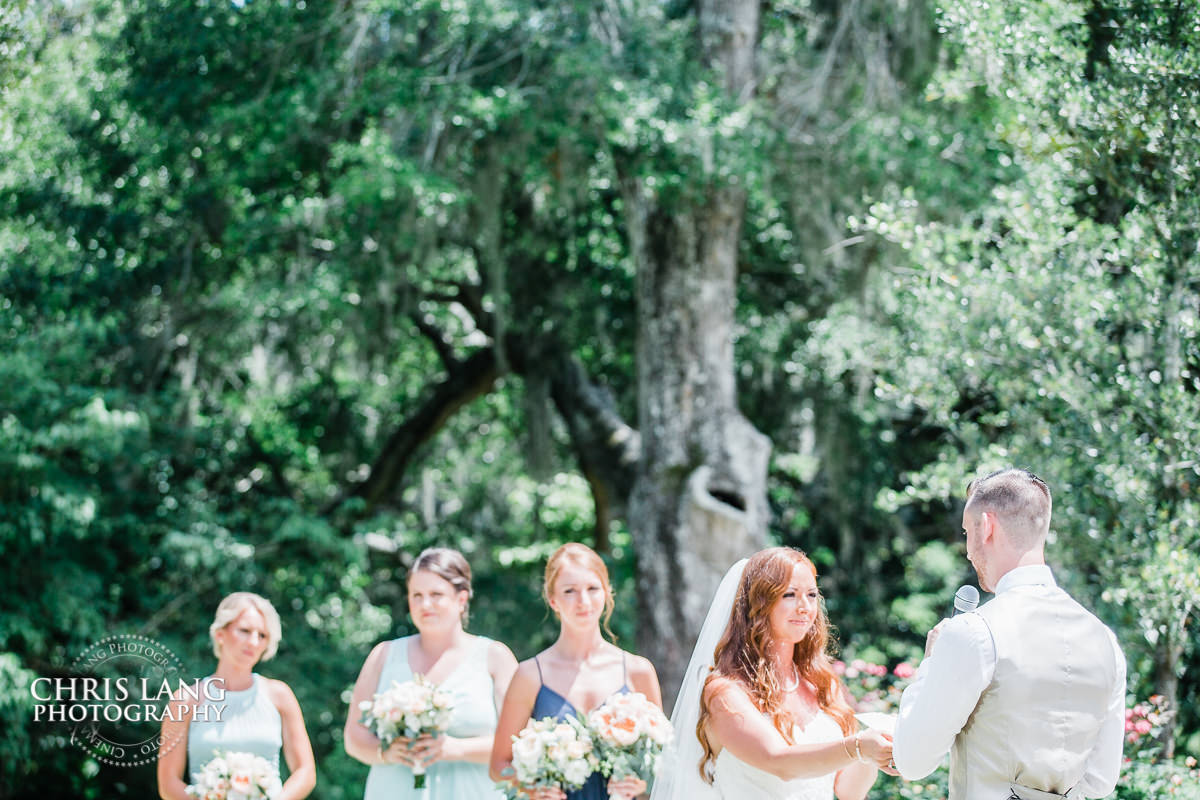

left=710, top=711, right=842, bottom=800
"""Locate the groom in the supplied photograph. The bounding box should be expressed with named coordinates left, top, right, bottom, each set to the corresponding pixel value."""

left=892, top=468, right=1126, bottom=800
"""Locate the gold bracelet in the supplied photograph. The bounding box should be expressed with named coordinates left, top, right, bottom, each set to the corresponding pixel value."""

left=842, top=735, right=856, bottom=761
left=853, top=733, right=865, bottom=762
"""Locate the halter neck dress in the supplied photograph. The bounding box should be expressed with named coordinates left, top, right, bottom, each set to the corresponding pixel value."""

left=187, top=674, right=282, bottom=782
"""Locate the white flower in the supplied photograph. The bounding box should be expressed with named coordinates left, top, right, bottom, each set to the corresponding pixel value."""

left=564, top=761, right=592, bottom=785
left=359, top=674, right=456, bottom=746
left=584, top=693, right=673, bottom=784
left=185, top=751, right=280, bottom=800
left=508, top=715, right=598, bottom=790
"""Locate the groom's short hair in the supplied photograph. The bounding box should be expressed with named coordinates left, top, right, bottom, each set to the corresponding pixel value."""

left=965, top=468, right=1052, bottom=547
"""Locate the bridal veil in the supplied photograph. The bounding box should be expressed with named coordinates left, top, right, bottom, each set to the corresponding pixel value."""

left=649, top=558, right=748, bottom=800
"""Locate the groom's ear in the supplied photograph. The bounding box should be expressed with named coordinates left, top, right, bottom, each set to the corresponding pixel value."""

left=979, top=510, right=997, bottom=544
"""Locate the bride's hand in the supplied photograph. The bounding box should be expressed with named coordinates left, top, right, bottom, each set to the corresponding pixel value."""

left=607, top=775, right=647, bottom=798
left=857, top=729, right=893, bottom=768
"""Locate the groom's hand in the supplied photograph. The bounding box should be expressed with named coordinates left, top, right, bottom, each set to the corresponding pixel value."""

left=924, top=620, right=948, bottom=660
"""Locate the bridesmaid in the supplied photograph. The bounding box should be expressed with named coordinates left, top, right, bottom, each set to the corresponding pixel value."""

left=345, top=547, right=519, bottom=799
left=157, top=592, right=316, bottom=800
left=490, top=542, right=663, bottom=800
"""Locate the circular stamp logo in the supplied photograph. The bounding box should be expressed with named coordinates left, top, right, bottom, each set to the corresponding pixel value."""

left=32, top=634, right=191, bottom=767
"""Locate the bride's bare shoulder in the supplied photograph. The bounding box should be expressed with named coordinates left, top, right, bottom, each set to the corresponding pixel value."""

left=702, top=672, right=753, bottom=711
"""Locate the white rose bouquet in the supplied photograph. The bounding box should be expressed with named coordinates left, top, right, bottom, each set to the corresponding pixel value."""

left=503, top=715, right=600, bottom=799
left=586, top=692, right=672, bottom=799
left=359, top=675, right=455, bottom=788
left=185, top=750, right=282, bottom=800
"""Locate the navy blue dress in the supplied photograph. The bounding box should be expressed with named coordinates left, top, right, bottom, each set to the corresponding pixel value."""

left=530, top=655, right=630, bottom=800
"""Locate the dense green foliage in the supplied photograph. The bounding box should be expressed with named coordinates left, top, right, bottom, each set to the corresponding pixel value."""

left=1, top=0, right=1197, bottom=798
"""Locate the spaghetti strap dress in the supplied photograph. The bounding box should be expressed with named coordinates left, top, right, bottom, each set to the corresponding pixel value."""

left=530, top=653, right=631, bottom=800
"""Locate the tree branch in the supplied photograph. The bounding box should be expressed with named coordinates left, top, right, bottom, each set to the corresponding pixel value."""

left=410, top=312, right=459, bottom=371
left=337, top=285, right=640, bottom=543
left=425, top=278, right=493, bottom=331
left=332, top=346, right=501, bottom=514
left=504, top=334, right=641, bottom=543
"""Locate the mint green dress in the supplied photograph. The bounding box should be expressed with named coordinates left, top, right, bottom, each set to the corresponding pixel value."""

left=187, top=674, right=282, bottom=781
left=364, top=635, right=504, bottom=800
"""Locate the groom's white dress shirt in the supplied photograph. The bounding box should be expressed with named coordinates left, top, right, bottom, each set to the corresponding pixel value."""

left=893, top=565, right=1126, bottom=799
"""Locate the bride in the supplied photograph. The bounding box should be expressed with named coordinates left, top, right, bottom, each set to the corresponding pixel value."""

left=651, top=548, right=893, bottom=800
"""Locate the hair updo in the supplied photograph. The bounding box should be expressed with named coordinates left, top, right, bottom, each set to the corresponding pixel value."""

left=409, top=547, right=474, bottom=624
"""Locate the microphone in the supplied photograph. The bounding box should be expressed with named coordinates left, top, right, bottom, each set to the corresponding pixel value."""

left=927, top=585, right=981, bottom=659
left=952, top=584, right=980, bottom=616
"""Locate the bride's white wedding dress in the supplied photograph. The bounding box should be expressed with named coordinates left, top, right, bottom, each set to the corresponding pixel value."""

left=710, top=711, right=841, bottom=800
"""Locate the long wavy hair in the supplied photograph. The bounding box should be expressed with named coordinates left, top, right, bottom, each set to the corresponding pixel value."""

left=696, top=547, right=855, bottom=783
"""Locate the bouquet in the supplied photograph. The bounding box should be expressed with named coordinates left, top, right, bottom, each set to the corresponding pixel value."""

left=586, top=692, right=672, bottom=799
left=186, top=750, right=282, bottom=800
left=359, top=675, right=455, bottom=788
left=503, top=715, right=600, bottom=799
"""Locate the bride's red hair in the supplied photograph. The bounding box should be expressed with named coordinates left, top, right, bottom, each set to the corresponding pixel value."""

left=696, top=547, right=855, bottom=783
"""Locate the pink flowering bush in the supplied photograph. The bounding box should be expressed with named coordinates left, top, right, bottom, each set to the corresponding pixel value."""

left=1115, top=696, right=1199, bottom=800
left=1117, top=755, right=1200, bottom=800
left=838, top=655, right=948, bottom=800
left=835, top=657, right=918, bottom=715
left=1123, top=695, right=1172, bottom=755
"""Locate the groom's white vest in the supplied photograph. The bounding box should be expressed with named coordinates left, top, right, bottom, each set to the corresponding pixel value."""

left=951, top=583, right=1120, bottom=799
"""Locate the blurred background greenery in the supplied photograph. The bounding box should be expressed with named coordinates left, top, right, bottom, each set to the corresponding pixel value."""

left=1, top=0, right=1197, bottom=798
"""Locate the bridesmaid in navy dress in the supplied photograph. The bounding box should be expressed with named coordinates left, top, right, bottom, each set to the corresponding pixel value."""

left=491, top=543, right=663, bottom=800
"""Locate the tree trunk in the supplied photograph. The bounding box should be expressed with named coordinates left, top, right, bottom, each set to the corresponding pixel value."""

left=1155, top=636, right=1182, bottom=758
left=625, top=0, right=770, bottom=708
